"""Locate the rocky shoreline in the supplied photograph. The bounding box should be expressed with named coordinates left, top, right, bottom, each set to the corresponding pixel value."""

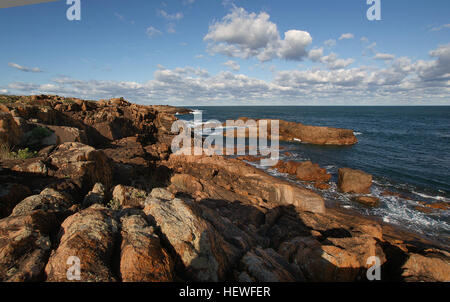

left=0, top=95, right=449, bottom=282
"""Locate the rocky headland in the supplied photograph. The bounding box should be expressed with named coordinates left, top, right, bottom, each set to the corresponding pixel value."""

left=0, top=94, right=449, bottom=282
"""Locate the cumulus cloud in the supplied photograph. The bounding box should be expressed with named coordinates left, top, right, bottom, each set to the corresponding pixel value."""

left=8, top=62, right=42, bottom=73
left=5, top=46, right=449, bottom=105
left=204, top=7, right=312, bottom=62
left=339, top=33, right=354, bottom=40
left=223, top=60, right=240, bottom=71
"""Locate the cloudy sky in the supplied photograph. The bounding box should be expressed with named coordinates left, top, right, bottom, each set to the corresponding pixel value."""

left=1, top=0, right=449, bottom=105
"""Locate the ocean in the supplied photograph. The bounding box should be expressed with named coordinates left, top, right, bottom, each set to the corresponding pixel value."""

left=178, top=106, right=450, bottom=246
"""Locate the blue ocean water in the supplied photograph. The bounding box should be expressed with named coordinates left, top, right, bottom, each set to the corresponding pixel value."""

left=179, top=106, right=450, bottom=245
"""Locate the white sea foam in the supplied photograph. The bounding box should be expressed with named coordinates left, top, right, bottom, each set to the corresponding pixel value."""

left=353, top=131, right=363, bottom=136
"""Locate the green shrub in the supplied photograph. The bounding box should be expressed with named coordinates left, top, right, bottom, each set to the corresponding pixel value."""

left=29, top=127, right=52, bottom=140
left=11, top=148, right=37, bottom=159
left=107, top=198, right=121, bottom=210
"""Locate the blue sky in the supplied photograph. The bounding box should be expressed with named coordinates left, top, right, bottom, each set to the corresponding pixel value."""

left=0, top=0, right=449, bottom=105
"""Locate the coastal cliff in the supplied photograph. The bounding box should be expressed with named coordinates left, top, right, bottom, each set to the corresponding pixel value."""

left=0, top=95, right=448, bottom=282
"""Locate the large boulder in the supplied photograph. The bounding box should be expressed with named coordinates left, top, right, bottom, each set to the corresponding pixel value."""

left=295, top=161, right=331, bottom=182
left=278, top=236, right=361, bottom=282
left=0, top=210, right=58, bottom=281
left=0, top=112, right=22, bottom=146
left=119, top=214, right=174, bottom=282
left=144, top=197, right=240, bottom=281
left=166, top=155, right=326, bottom=214
left=48, top=142, right=113, bottom=192
left=338, top=168, right=372, bottom=194
left=112, top=185, right=148, bottom=209
left=238, top=247, right=303, bottom=282
left=11, top=188, right=74, bottom=217
left=401, top=252, right=450, bottom=282
left=45, top=206, right=120, bottom=282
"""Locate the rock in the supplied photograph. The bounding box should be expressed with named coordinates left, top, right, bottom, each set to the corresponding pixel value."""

left=48, top=142, right=113, bottom=192
left=144, top=197, right=239, bottom=282
left=11, top=159, right=48, bottom=175
left=295, top=161, right=331, bottom=182
left=83, top=183, right=106, bottom=207
left=0, top=112, right=22, bottom=146
left=0, top=210, right=58, bottom=281
left=238, top=247, right=302, bottom=282
left=45, top=206, right=120, bottom=282
left=170, top=174, right=203, bottom=194
left=11, top=188, right=74, bottom=217
left=0, top=183, right=32, bottom=218
left=226, top=118, right=358, bottom=146
left=278, top=236, right=361, bottom=282
left=314, top=182, right=331, bottom=190
left=338, top=168, right=372, bottom=194
left=274, top=161, right=302, bottom=175
left=119, top=214, right=174, bottom=282
left=112, top=185, right=148, bottom=208
left=150, top=187, right=175, bottom=201
left=166, top=155, right=325, bottom=214
left=352, top=196, right=380, bottom=207
left=401, top=252, right=450, bottom=282
left=46, top=125, right=89, bottom=145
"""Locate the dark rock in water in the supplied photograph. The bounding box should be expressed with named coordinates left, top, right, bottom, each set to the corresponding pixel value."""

left=352, top=196, right=380, bottom=207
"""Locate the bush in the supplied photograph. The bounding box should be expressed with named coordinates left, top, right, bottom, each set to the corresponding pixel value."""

left=107, top=198, right=121, bottom=210
left=0, top=143, right=37, bottom=160
left=11, top=148, right=37, bottom=159
left=29, top=126, right=52, bottom=140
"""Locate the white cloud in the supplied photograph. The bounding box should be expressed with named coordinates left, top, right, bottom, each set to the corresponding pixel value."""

left=223, top=60, right=240, bottom=71
left=6, top=46, right=449, bottom=105
left=324, top=39, right=336, bottom=47
left=339, top=33, right=354, bottom=40
left=158, top=9, right=183, bottom=21
left=374, top=53, right=395, bottom=61
left=430, top=24, right=450, bottom=32
left=308, top=47, right=324, bottom=62
left=204, top=7, right=312, bottom=62
left=8, top=62, right=42, bottom=73
left=146, top=26, right=162, bottom=37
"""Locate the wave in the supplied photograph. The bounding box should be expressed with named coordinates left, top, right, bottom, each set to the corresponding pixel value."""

left=353, top=131, right=363, bottom=136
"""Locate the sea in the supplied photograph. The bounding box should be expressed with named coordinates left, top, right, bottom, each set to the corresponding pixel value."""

left=177, top=106, right=450, bottom=247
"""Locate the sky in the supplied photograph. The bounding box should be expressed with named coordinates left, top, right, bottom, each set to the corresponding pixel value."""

left=0, top=0, right=449, bottom=105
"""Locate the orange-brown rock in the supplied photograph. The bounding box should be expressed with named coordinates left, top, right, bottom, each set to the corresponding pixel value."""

left=225, top=117, right=358, bottom=146
left=314, top=182, right=331, bottom=190
left=296, top=161, right=331, bottom=182
left=401, top=252, right=450, bottom=282
left=144, top=197, right=240, bottom=282
left=119, top=214, right=174, bottom=282
left=48, top=142, right=113, bottom=192
left=45, top=206, right=120, bottom=282
left=338, top=168, right=372, bottom=194
left=352, top=196, right=380, bottom=207
left=0, top=210, right=59, bottom=281
left=166, top=155, right=325, bottom=214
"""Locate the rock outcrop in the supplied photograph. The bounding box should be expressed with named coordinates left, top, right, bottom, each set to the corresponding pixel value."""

left=0, top=95, right=448, bottom=283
